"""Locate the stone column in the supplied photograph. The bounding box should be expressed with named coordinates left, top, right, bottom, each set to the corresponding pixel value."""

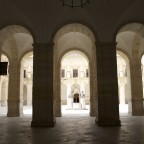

left=31, top=43, right=55, bottom=127
left=0, top=80, right=1, bottom=107
left=67, top=97, right=73, bottom=109
left=90, top=44, right=97, bottom=117
left=7, top=60, right=23, bottom=117
left=126, top=64, right=132, bottom=115
left=5, top=78, right=8, bottom=106
left=0, top=46, right=2, bottom=107
left=26, top=81, right=32, bottom=105
left=54, top=63, right=61, bottom=117
left=118, top=77, right=127, bottom=104
left=131, top=59, right=144, bottom=115
left=95, top=42, right=121, bottom=126
left=20, top=63, right=24, bottom=105
left=80, top=97, right=86, bottom=109
left=119, top=83, right=126, bottom=104
left=1, top=80, right=7, bottom=107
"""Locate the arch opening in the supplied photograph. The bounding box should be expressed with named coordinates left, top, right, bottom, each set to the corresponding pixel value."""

left=53, top=23, right=97, bottom=117
left=117, top=51, right=131, bottom=115
left=61, top=50, right=90, bottom=115
left=20, top=51, right=33, bottom=115
left=0, top=25, right=34, bottom=117
left=116, top=22, right=144, bottom=116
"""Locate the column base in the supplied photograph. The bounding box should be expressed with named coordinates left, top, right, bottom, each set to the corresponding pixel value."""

left=90, top=113, right=96, bottom=117
left=90, top=111, right=96, bottom=117
left=54, top=103, right=61, bottom=117
left=128, top=111, right=132, bottom=115
left=54, top=109, right=62, bottom=117
left=132, top=112, right=144, bottom=116
left=7, top=100, right=23, bottom=117
left=7, top=112, right=21, bottom=117
left=31, top=120, right=56, bottom=127
left=132, top=99, right=144, bottom=116
left=1, top=102, right=7, bottom=107
left=55, top=113, right=62, bottom=117
left=95, top=118, right=121, bottom=126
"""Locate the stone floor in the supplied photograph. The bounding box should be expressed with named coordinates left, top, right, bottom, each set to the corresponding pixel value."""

left=0, top=112, right=144, bottom=144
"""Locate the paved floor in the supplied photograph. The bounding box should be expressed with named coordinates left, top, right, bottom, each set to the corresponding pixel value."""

left=0, top=113, right=144, bottom=144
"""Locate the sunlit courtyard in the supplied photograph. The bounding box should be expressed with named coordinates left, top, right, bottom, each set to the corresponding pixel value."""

left=0, top=104, right=128, bottom=116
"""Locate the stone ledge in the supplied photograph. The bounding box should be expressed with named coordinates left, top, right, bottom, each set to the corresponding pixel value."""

left=95, top=119, right=121, bottom=126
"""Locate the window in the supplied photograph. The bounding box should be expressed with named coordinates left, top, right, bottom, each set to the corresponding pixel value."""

left=86, top=69, right=89, bottom=77
left=73, top=69, right=78, bottom=77
left=24, top=70, right=26, bottom=78
left=61, top=69, right=65, bottom=78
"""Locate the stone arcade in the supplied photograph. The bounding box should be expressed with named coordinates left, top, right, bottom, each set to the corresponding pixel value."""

left=0, top=0, right=144, bottom=129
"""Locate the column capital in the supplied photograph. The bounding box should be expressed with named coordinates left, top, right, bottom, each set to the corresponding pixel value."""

left=33, top=42, right=54, bottom=48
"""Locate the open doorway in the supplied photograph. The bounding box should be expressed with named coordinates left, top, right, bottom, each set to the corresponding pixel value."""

left=60, top=50, right=90, bottom=115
